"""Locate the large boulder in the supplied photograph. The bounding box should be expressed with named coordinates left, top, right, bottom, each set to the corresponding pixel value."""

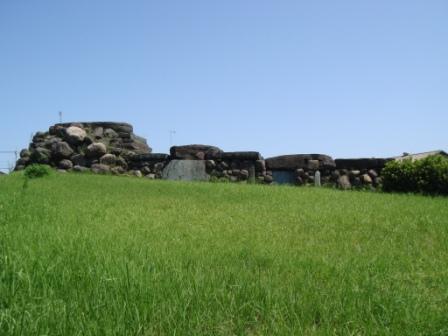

left=266, top=154, right=335, bottom=171
left=20, top=149, right=31, bottom=158
left=58, top=159, right=73, bottom=170
left=91, top=163, right=110, bottom=174
left=86, top=142, right=107, bottom=159
left=99, top=154, right=117, bottom=165
left=337, top=175, right=351, bottom=190
left=162, top=160, right=210, bottom=181
left=170, top=145, right=222, bottom=160
left=71, top=154, right=87, bottom=167
left=65, top=126, right=86, bottom=144
left=51, top=141, right=74, bottom=159
left=30, top=147, right=51, bottom=164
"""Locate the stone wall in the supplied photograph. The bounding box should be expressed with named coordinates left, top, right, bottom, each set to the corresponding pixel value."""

left=15, top=122, right=393, bottom=189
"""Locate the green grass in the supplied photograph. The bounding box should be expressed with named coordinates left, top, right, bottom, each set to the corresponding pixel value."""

left=1, top=173, right=448, bottom=335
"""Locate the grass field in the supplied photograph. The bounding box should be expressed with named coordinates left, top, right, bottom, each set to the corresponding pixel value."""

left=1, top=172, right=447, bottom=335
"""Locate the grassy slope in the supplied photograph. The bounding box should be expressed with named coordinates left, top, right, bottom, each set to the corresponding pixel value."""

left=0, top=173, right=447, bottom=335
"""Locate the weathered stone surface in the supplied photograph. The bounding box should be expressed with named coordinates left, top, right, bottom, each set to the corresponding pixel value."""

left=368, top=169, right=378, bottom=178
left=337, top=175, right=351, bottom=190
left=349, top=170, right=361, bottom=178
left=91, top=163, right=110, bottom=174
left=86, top=142, right=107, bottom=159
left=307, top=160, right=320, bottom=170
left=56, top=122, right=133, bottom=134
left=122, top=141, right=152, bottom=154
left=73, top=165, right=89, bottom=172
left=162, top=160, right=210, bottom=181
left=111, top=166, right=125, bottom=175
left=58, top=159, right=73, bottom=170
left=170, top=145, right=222, bottom=160
left=93, top=127, right=103, bottom=139
left=20, top=149, right=31, bottom=158
left=205, top=160, right=216, bottom=169
left=335, top=158, right=391, bottom=170
left=361, top=174, right=373, bottom=184
left=130, top=153, right=169, bottom=162
left=104, top=128, right=118, bottom=138
left=154, top=162, right=165, bottom=171
left=266, top=154, right=335, bottom=170
left=51, top=141, right=74, bottom=159
left=255, top=160, right=266, bottom=172
left=130, top=170, right=143, bottom=177
left=208, top=151, right=262, bottom=161
left=71, top=154, right=87, bottom=167
left=65, top=126, right=86, bottom=144
left=99, top=154, right=117, bottom=165
left=115, top=157, right=128, bottom=169
left=240, top=169, right=249, bottom=179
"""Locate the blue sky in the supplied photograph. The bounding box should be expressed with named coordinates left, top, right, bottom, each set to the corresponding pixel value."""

left=1, top=0, right=447, bottom=170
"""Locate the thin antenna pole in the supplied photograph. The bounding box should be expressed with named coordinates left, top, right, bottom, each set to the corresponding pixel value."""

left=169, top=130, right=176, bottom=146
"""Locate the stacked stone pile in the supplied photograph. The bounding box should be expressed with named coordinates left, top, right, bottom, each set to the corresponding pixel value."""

left=15, top=122, right=152, bottom=175
left=205, top=151, right=265, bottom=183
left=332, top=158, right=391, bottom=189
left=128, top=153, right=169, bottom=179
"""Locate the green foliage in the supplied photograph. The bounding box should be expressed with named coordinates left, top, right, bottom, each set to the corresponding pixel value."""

left=0, top=173, right=448, bottom=334
left=23, top=164, right=52, bottom=179
left=382, top=155, right=448, bottom=195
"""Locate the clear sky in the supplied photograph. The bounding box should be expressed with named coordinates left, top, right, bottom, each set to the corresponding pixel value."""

left=1, top=0, right=447, bottom=170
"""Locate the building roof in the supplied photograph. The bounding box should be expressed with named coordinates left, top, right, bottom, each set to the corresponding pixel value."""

left=394, top=150, right=448, bottom=161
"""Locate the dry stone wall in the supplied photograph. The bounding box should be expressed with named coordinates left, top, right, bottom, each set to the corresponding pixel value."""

left=15, top=122, right=393, bottom=189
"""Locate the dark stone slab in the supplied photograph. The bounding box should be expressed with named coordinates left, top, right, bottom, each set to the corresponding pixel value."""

left=162, top=160, right=209, bottom=181
left=335, top=158, right=392, bottom=170
left=207, top=151, right=262, bottom=161
left=266, top=154, right=335, bottom=170
left=170, top=144, right=223, bottom=160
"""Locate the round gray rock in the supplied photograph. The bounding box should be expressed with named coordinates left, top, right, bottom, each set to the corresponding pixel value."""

left=99, top=153, right=117, bottom=165
left=73, top=165, right=89, bottom=172
left=91, top=163, right=110, bottom=174
left=51, top=141, right=74, bottom=159
left=58, top=159, right=73, bottom=170
left=66, top=126, right=86, bottom=144
left=337, top=175, right=351, bottom=190
left=86, top=142, right=107, bottom=159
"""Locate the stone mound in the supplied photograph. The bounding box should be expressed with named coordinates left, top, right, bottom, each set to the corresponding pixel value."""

left=15, top=122, right=152, bottom=175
